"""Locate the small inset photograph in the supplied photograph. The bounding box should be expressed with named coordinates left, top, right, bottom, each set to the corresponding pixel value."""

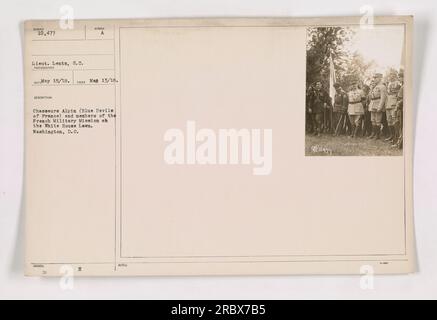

left=305, top=25, right=405, bottom=156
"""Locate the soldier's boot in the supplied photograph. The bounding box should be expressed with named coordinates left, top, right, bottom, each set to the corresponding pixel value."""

left=391, top=126, right=396, bottom=142
left=371, top=125, right=378, bottom=140
left=391, top=123, right=400, bottom=147
left=367, top=124, right=373, bottom=137
left=349, top=125, right=355, bottom=138
left=368, top=125, right=375, bottom=139
left=398, top=137, right=403, bottom=149
left=374, top=125, right=381, bottom=140
left=353, top=125, right=359, bottom=138
left=369, top=125, right=376, bottom=140
left=392, top=134, right=402, bottom=149
left=385, top=126, right=394, bottom=142
left=392, top=124, right=398, bottom=145
left=362, top=125, right=367, bottom=137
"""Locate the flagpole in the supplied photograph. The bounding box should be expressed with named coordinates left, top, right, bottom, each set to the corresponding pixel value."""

left=329, top=53, right=336, bottom=132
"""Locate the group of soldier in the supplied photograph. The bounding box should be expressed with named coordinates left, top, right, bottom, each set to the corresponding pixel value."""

left=306, top=69, right=404, bottom=149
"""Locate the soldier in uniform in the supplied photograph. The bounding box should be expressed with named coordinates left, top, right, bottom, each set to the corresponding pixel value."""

left=333, top=83, right=348, bottom=136
left=385, top=71, right=402, bottom=143
left=392, top=69, right=404, bottom=149
left=307, top=81, right=332, bottom=136
left=361, top=83, right=372, bottom=137
left=347, top=80, right=366, bottom=138
left=365, top=79, right=376, bottom=138
left=306, top=83, right=315, bottom=133
left=368, top=73, right=387, bottom=140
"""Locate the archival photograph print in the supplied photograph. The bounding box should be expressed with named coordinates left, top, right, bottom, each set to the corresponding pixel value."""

left=305, top=25, right=405, bottom=156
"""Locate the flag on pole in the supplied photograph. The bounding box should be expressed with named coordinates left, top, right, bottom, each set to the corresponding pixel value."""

left=329, top=53, right=336, bottom=103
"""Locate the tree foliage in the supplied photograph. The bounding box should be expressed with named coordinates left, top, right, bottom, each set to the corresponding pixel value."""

left=337, top=53, right=376, bottom=88
left=306, top=27, right=375, bottom=90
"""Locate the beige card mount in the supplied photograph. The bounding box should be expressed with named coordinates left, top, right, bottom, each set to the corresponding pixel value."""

left=24, top=16, right=415, bottom=276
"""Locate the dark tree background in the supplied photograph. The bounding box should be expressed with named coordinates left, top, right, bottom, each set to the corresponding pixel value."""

left=306, top=27, right=375, bottom=91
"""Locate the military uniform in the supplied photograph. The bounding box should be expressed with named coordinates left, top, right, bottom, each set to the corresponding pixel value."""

left=347, top=86, right=365, bottom=137
left=365, top=82, right=376, bottom=138
left=308, top=86, right=332, bottom=135
left=385, top=78, right=402, bottom=142
left=361, top=85, right=372, bottom=136
left=333, top=87, right=348, bottom=135
left=368, top=75, right=387, bottom=139
left=393, top=82, right=404, bottom=149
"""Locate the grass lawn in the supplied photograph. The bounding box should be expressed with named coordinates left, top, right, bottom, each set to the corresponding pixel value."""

left=305, top=133, right=403, bottom=156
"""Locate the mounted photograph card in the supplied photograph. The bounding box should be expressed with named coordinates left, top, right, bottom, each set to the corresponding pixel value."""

left=24, top=16, right=415, bottom=276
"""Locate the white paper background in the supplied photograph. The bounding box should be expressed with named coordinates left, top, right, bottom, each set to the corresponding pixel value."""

left=0, top=0, right=435, bottom=299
